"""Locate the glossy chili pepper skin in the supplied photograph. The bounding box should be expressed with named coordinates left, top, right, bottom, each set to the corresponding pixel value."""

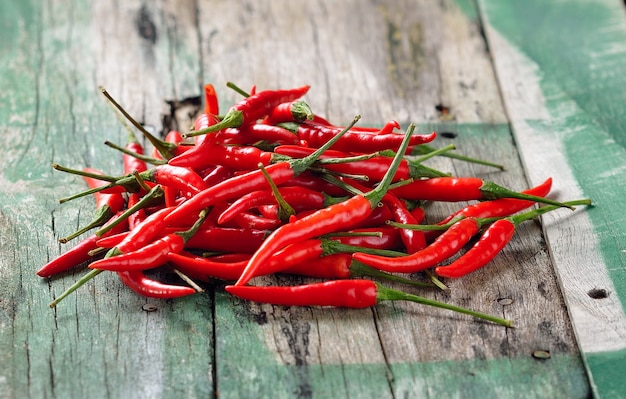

left=186, top=227, right=268, bottom=253
left=217, top=186, right=336, bottom=225
left=219, top=124, right=300, bottom=146
left=37, top=235, right=100, bottom=277
left=235, top=194, right=374, bottom=285
left=283, top=253, right=353, bottom=279
left=145, top=164, right=208, bottom=195
left=436, top=178, right=553, bottom=225
left=352, top=218, right=480, bottom=273
left=295, top=122, right=436, bottom=153
left=167, top=252, right=249, bottom=281
left=117, top=270, right=196, bottom=298
left=435, top=219, right=516, bottom=278
left=226, top=279, right=378, bottom=308
left=90, top=233, right=185, bottom=272
left=382, top=194, right=426, bottom=253
left=233, top=86, right=311, bottom=123
left=262, top=100, right=314, bottom=125
left=390, top=177, right=484, bottom=201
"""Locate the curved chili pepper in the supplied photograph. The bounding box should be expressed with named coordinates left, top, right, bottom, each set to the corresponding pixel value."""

left=390, top=177, right=572, bottom=209
left=234, top=124, right=416, bottom=286
left=435, top=178, right=553, bottom=225
left=185, top=85, right=311, bottom=138
left=217, top=186, right=340, bottom=225
left=172, top=143, right=274, bottom=171
left=352, top=218, right=480, bottom=273
left=163, top=116, right=362, bottom=226
left=262, top=100, right=314, bottom=125
left=203, top=83, right=219, bottom=115
left=166, top=113, right=222, bottom=169
left=117, top=270, right=196, bottom=298
left=225, top=280, right=512, bottom=326
left=218, top=123, right=300, bottom=146
left=201, top=164, right=234, bottom=186
left=142, top=164, right=208, bottom=195
left=294, top=121, right=436, bottom=153
left=309, top=116, right=401, bottom=134
left=435, top=219, right=515, bottom=278
left=89, top=210, right=207, bottom=272
left=167, top=251, right=250, bottom=281
left=382, top=193, right=427, bottom=253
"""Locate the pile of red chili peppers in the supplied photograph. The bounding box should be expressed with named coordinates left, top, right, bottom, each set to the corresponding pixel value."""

left=40, top=82, right=591, bottom=328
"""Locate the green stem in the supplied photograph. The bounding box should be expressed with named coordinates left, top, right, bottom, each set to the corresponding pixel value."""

left=53, top=163, right=118, bottom=182
left=176, top=209, right=209, bottom=243
left=376, top=283, right=512, bottom=327
left=349, top=260, right=435, bottom=288
left=480, top=181, right=576, bottom=210
left=183, top=109, right=244, bottom=138
left=95, top=185, right=164, bottom=237
left=289, top=100, right=314, bottom=122
left=59, top=205, right=114, bottom=243
left=411, top=144, right=505, bottom=170
left=104, top=140, right=166, bottom=165
left=49, top=269, right=103, bottom=308
left=289, top=115, right=362, bottom=176
left=100, top=87, right=178, bottom=160
left=316, top=151, right=381, bottom=165
left=259, top=163, right=296, bottom=222
left=364, top=124, right=416, bottom=206
left=226, top=81, right=250, bottom=97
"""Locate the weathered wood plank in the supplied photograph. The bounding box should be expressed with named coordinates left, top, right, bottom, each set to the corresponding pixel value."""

left=479, top=0, right=626, bottom=397
left=0, top=0, right=596, bottom=398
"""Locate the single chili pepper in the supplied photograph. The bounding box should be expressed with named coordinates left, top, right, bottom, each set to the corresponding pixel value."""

left=203, top=83, right=219, bottom=115
left=201, top=164, right=234, bottom=186
left=262, top=100, right=314, bottom=125
left=167, top=251, right=250, bottom=281
left=172, top=143, right=274, bottom=171
left=225, top=280, right=512, bottom=327
left=353, top=218, right=480, bottom=273
left=123, top=133, right=149, bottom=229
left=389, top=177, right=573, bottom=209
left=108, top=206, right=175, bottom=255
left=234, top=123, right=416, bottom=286
left=166, top=113, right=222, bottom=169
left=218, top=123, right=300, bottom=146
left=186, top=227, right=269, bottom=253
left=89, top=209, right=208, bottom=272
left=217, top=186, right=342, bottom=225
left=184, top=85, right=311, bottom=138
left=163, top=116, right=362, bottom=226
left=117, top=270, right=196, bottom=298
left=285, top=172, right=352, bottom=197
left=331, top=227, right=403, bottom=250
left=435, top=178, right=553, bottom=225
left=152, top=130, right=186, bottom=160
left=293, top=121, right=436, bottom=153
left=231, top=211, right=283, bottom=230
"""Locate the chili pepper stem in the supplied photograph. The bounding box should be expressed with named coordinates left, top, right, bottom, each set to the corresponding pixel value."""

left=59, top=205, right=114, bottom=243
left=176, top=208, right=209, bottom=243
left=100, top=87, right=179, bottom=160
left=480, top=181, right=576, bottom=210
left=104, top=140, right=166, bottom=166
left=53, top=163, right=118, bottom=182
left=412, top=144, right=505, bottom=170
left=258, top=163, right=296, bottom=222
left=375, top=283, right=512, bottom=327
left=364, top=124, right=416, bottom=207
left=183, top=110, right=244, bottom=138
left=95, top=185, right=164, bottom=237
left=49, top=269, right=103, bottom=308
left=349, top=260, right=435, bottom=288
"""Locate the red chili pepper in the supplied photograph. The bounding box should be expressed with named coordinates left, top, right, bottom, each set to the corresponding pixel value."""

left=167, top=113, right=222, bottom=169
left=217, top=186, right=340, bottom=225
left=294, top=122, right=436, bottom=153
left=352, top=218, right=480, bottom=273
left=218, top=123, right=300, bottom=145
left=117, top=270, right=196, bottom=298
left=390, top=176, right=572, bottom=209
left=89, top=210, right=207, bottom=272
left=225, top=280, right=512, bottom=326
left=234, top=124, right=416, bottom=286
left=142, top=164, right=208, bottom=195
left=203, top=83, right=219, bottom=115
left=382, top=193, right=427, bottom=253
left=37, top=211, right=129, bottom=277
left=185, top=85, right=311, bottom=138
left=262, top=100, right=314, bottom=125
left=435, top=219, right=515, bottom=278
left=163, top=116, right=362, bottom=226
left=435, top=178, right=553, bottom=225
left=167, top=251, right=250, bottom=281
left=186, top=227, right=269, bottom=253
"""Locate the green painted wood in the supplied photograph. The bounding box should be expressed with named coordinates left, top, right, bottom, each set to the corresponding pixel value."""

left=0, top=0, right=600, bottom=397
left=479, top=0, right=626, bottom=397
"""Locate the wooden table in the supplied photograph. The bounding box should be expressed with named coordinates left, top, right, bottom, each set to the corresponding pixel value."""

left=1, top=1, right=625, bottom=398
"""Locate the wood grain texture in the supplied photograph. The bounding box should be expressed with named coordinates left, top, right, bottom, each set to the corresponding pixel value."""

left=0, top=0, right=595, bottom=398
left=479, top=0, right=626, bottom=397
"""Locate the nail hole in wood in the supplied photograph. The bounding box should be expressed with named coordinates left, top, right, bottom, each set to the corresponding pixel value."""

left=587, top=288, right=609, bottom=299
left=532, top=350, right=551, bottom=360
